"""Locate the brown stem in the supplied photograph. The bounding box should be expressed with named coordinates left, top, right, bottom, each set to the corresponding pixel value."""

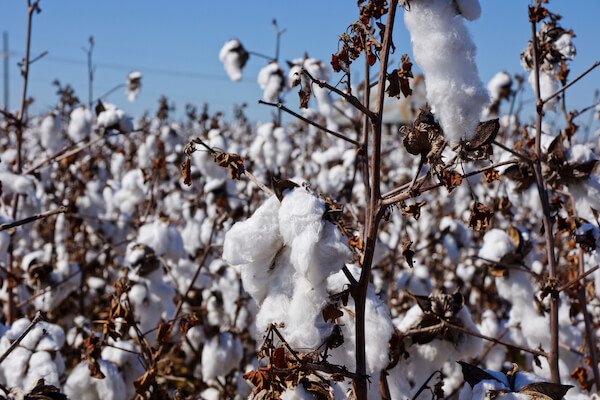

left=353, top=3, right=398, bottom=398
left=382, top=159, right=518, bottom=205
left=0, top=311, right=43, bottom=364
left=258, top=100, right=359, bottom=146
left=557, top=265, right=599, bottom=293
left=302, top=68, right=376, bottom=119
left=576, top=249, right=600, bottom=391
left=530, top=8, right=561, bottom=383
left=0, top=206, right=67, bottom=232
left=6, top=0, right=40, bottom=324
left=542, top=61, right=600, bottom=105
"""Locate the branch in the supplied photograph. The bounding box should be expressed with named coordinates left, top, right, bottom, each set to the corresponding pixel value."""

left=302, top=69, right=375, bottom=119
left=542, top=61, right=600, bottom=105
left=258, top=100, right=359, bottom=146
left=0, top=312, right=44, bottom=364
left=557, top=265, right=599, bottom=292
left=530, top=8, right=561, bottom=383
left=382, top=159, right=518, bottom=206
left=0, top=206, right=67, bottom=232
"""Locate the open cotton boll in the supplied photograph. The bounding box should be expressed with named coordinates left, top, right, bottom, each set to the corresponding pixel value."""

left=281, top=277, right=332, bottom=350
left=102, top=340, right=145, bottom=400
left=223, top=195, right=283, bottom=302
left=404, top=0, right=488, bottom=144
left=22, top=351, right=61, bottom=390
left=136, top=219, right=186, bottom=261
left=39, top=112, right=64, bottom=153
left=478, top=229, right=515, bottom=262
left=279, top=188, right=350, bottom=285
left=126, top=71, right=142, bottom=102
left=64, top=360, right=126, bottom=400
left=67, top=106, right=93, bottom=142
left=96, top=103, right=133, bottom=133
left=487, top=71, right=512, bottom=102
left=529, top=70, right=558, bottom=110
left=257, top=62, right=285, bottom=102
left=201, top=332, right=243, bottom=381
left=219, top=39, right=249, bottom=81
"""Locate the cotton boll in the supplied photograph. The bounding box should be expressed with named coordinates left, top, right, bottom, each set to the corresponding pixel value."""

left=201, top=332, right=243, bottom=381
left=455, top=0, right=481, bottom=21
left=67, top=106, right=93, bottom=142
left=478, top=229, right=515, bottom=262
left=487, top=72, right=512, bottom=102
left=126, top=71, right=142, bottom=102
left=529, top=70, right=558, bottom=110
left=96, top=103, right=133, bottom=133
left=223, top=195, right=283, bottom=302
left=257, top=62, right=285, bottom=102
left=39, top=112, right=64, bottom=153
left=136, top=219, right=185, bottom=261
left=101, top=340, right=145, bottom=400
left=404, top=0, right=488, bottom=144
left=282, top=277, right=332, bottom=350
left=23, top=351, right=60, bottom=390
left=219, top=39, right=249, bottom=81
left=64, top=360, right=126, bottom=400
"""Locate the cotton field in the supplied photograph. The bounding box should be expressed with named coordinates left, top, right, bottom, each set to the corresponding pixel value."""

left=0, top=0, right=599, bottom=399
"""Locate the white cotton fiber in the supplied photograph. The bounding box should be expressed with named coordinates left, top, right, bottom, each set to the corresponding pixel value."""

left=219, top=39, right=248, bottom=81
left=404, top=0, right=489, bottom=144
left=64, top=360, right=126, bottom=400
left=39, top=112, right=63, bottom=153
left=281, top=385, right=314, bottom=400
left=68, top=106, right=93, bottom=142
left=478, top=229, right=515, bottom=262
left=201, top=332, right=243, bottom=381
left=257, top=62, right=285, bottom=102
left=487, top=71, right=512, bottom=102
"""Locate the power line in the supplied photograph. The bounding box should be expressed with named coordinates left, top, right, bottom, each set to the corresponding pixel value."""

left=2, top=51, right=253, bottom=83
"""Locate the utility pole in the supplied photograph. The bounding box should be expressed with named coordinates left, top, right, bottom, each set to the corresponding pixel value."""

left=2, top=31, right=8, bottom=112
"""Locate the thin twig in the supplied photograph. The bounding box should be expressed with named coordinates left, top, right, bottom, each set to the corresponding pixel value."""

left=557, top=265, right=599, bottom=292
left=576, top=249, right=600, bottom=391
left=0, top=312, right=44, bottom=364
left=0, top=206, right=67, bottom=232
left=542, top=61, right=600, bottom=105
left=258, top=100, right=359, bottom=146
left=302, top=69, right=375, bottom=119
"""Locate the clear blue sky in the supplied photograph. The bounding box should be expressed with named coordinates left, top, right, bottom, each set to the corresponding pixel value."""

left=1, top=1, right=599, bottom=124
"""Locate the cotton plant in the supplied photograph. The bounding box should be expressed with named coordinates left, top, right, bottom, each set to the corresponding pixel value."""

left=521, top=15, right=576, bottom=110
left=403, top=0, right=489, bottom=144
left=67, top=106, right=93, bottom=142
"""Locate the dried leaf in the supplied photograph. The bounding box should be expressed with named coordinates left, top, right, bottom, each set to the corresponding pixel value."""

left=273, top=179, right=299, bottom=201
left=483, top=168, right=500, bottom=183
left=441, top=169, right=463, bottom=193
left=180, top=157, right=192, bottom=186
left=322, top=303, right=344, bottom=322
left=518, top=382, right=573, bottom=400
left=468, top=202, right=494, bottom=232
left=25, top=379, right=68, bottom=400
left=401, top=200, right=427, bottom=221
left=458, top=361, right=503, bottom=388
left=401, top=234, right=415, bottom=268
left=271, top=347, right=287, bottom=369
left=156, top=322, right=173, bottom=344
